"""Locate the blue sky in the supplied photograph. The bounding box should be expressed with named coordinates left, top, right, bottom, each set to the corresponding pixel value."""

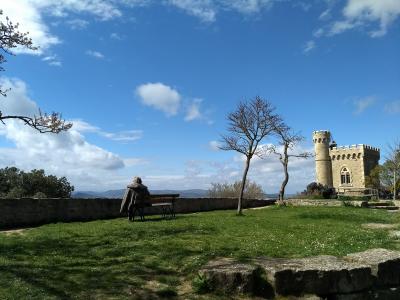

left=0, top=0, right=399, bottom=193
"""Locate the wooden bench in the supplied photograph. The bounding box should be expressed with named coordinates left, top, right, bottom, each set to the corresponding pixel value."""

left=146, top=194, right=179, bottom=219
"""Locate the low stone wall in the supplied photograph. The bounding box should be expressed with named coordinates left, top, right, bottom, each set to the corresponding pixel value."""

left=0, top=197, right=273, bottom=229
left=288, top=199, right=344, bottom=207
left=200, top=248, right=400, bottom=299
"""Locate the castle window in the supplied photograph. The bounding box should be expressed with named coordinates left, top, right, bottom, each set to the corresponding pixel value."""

left=358, top=153, right=361, bottom=158
left=342, top=154, right=346, bottom=160
left=352, top=153, right=356, bottom=159
left=332, top=155, right=336, bottom=160
left=340, top=167, right=351, bottom=185
left=337, top=155, right=340, bottom=160
left=347, top=154, right=351, bottom=159
left=318, top=138, right=321, bottom=143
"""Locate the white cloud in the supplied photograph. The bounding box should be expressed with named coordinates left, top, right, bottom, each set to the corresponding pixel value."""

left=86, top=50, right=105, bottom=59
left=353, top=96, right=376, bottom=115
left=303, top=40, right=316, bottom=54
left=313, top=28, right=325, bottom=38
left=72, top=120, right=143, bottom=142
left=0, top=0, right=123, bottom=54
left=329, top=20, right=357, bottom=35
left=319, top=8, right=332, bottom=21
left=136, top=83, right=181, bottom=116
left=167, top=0, right=217, bottom=22
left=185, top=98, right=203, bottom=121
left=209, top=140, right=221, bottom=151
left=110, top=32, right=122, bottom=40
left=331, top=0, right=400, bottom=37
left=66, top=18, right=89, bottom=30
left=384, top=100, right=400, bottom=114
left=1, top=0, right=60, bottom=55
left=0, top=78, right=149, bottom=190
left=220, top=0, right=274, bottom=14
left=42, top=55, right=62, bottom=67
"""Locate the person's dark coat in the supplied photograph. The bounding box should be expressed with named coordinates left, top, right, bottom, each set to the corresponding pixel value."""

left=120, top=183, right=150, bottom=214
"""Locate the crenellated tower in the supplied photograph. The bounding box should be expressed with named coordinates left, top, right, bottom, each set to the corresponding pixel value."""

left=313, top=130, right=333, bottom=188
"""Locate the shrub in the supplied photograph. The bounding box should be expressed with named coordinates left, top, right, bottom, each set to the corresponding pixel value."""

left=192, top=274, right=211, bottom=294
left=208, top=180, right=265, bottom=199
left=33, top=192, right=47, bottom=199
left=303, top=182, right=336, bottom=199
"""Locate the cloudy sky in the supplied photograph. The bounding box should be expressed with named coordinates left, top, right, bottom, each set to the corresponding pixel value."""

left=0, top=0, right=399, bottom=193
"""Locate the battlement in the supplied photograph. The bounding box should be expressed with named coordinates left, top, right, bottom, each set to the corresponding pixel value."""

left=313, top=130, right=330, bottom=135
left=312, top=130, right=331, bottom=144
left=330, top=144, right=380, bottom=153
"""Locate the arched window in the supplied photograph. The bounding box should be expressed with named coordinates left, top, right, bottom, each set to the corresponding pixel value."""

left=347, top=154, right=351, bottom=159
left=340, top=167, right=351, bottom=185
left=352, top=153, right=356, bottom=159
left=332, top=155, right=336, bottom=160
left=342, top=154, right=346, bottom=160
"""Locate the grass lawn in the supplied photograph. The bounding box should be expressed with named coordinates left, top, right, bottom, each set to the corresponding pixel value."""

left=0, top=206, right=399, bottom=299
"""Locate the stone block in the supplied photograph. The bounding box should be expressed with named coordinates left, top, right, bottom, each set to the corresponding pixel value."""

left=199, top=258, right=273, bottom=297
left=255, top=255, right=371, bottom=296
left=344, top=248, right=400, bottom=288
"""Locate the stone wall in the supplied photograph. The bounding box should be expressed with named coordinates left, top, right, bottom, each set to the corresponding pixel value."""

left=0, top=197, right=273, bottom=229
left=200, top=248, right=400, bottom=299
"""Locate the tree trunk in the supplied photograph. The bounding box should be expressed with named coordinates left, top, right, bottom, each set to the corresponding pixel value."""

left=278, top=144, right=289, bottom=205
left=238, top=156, right=251, bottom=215
left=279, top=161, right=289, bottom=203
left=394, top=171, right=397, bottom=201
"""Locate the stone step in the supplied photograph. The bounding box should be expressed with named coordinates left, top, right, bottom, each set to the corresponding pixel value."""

left=368, top=202, right=393, bottom=207
left=371, top=206, right=399, bottom=210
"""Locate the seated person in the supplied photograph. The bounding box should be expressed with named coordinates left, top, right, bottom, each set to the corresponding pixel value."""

left=120, top=177, right=150, bottom=221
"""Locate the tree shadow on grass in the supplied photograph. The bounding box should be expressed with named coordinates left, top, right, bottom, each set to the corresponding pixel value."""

left=0, top=221, right=216, bottom=299
left=297, top=210, right=392, bottom=224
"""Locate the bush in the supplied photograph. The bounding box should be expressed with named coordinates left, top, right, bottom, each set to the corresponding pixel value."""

left=33, top=192, right=47, bottom=199
left=6, top=187, right=25, bottom=198
left=208, top=180, right=265, bottom=199
left=303, top=182, right=336, bottom=199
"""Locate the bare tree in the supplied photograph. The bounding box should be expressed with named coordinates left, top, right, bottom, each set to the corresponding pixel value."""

left=385, top=140, right=400, bottom=200
left=0, top=10, right=71, bottom=133
left=219, top=96, right=281, bottom=215
left=268, top=126, right=312, bottom=203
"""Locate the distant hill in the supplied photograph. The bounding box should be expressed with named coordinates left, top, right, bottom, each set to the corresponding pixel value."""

left=72, top=189, right=209, bottom=199
left=72, top=189, right=280, bottom=199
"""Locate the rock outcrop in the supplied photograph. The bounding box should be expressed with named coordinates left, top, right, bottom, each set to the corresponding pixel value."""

left=198, top=248, right=400, bottom=299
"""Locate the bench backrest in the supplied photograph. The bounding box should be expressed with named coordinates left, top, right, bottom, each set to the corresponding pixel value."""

left=149, top=194, right=179, bottom=204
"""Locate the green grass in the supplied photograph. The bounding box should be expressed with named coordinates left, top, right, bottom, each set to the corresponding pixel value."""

left=0, top=206, right=399, bottom=299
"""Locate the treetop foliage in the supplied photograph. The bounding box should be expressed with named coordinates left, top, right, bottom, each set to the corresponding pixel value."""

left=0, top=167, right=74, bottom=198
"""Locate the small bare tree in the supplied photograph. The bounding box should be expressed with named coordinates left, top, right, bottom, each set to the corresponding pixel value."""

left=385, top=140, right=400, bottom=200
left=219, top=96, right=281, bottom=215
left=0, top=10, right=71, bottom=133
left=268, top=126, right=312, bottom=203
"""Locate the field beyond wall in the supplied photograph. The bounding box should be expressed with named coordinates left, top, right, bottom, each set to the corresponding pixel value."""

left=0, top=206, right=399, bottom=299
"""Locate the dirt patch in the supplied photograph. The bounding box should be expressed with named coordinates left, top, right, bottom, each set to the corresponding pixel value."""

left=177, top=279, right=193, bottom=297
left=0, top=229, right=27, bottom=236
left=362, top=223, right=397, bottom=230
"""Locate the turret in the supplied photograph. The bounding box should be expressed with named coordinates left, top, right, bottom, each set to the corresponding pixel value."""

left=313, top=130, right=333, bottom=188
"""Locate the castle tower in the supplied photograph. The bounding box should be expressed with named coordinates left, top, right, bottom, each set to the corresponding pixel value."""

left=313, top=130, right=333, bottom=188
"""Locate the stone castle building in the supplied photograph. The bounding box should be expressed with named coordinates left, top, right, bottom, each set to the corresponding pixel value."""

left=312, top=130, right=380, bottom=191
